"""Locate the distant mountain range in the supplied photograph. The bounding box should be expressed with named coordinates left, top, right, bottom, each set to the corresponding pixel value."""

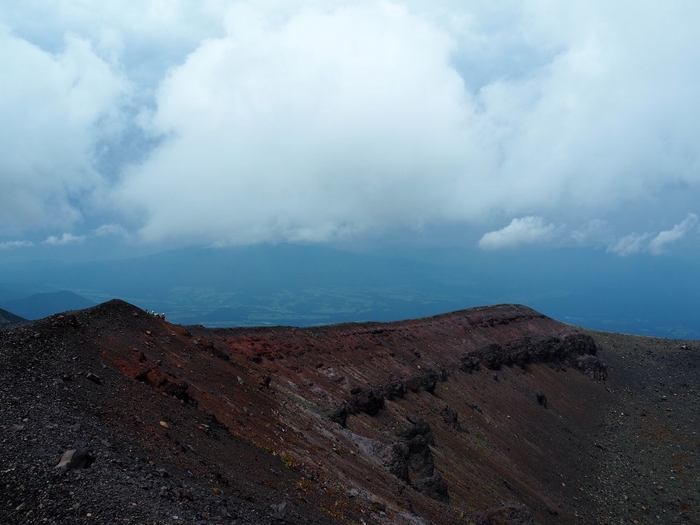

left=0, top=291, right=95, bottom=321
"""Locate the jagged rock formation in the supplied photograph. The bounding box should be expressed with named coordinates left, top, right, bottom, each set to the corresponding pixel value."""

left=392, top=416, right=449, bottom=503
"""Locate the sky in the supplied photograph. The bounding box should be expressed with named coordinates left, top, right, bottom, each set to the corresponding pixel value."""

left=1, top=0, right=700, bottom=260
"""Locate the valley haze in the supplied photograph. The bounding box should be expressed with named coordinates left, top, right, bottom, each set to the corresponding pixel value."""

left=1, top=243, right=699, bottom=339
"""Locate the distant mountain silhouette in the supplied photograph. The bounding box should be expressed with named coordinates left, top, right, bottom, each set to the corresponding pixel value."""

left=0, top=307, right=25, bottom=327
left=0, top=290, right=95, bottom=320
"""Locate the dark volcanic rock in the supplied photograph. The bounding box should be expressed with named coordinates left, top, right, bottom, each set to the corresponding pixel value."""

left=382, top=377, right=407, bottom=399
left=440, top=405, right=462, bottom=430
left=481, top=343, right=505, bottom=370
left=393, top=418, right=449, bottom=503
left=85, top=372, right=102, bottom=385
left=404, top=369, right=441, bottom=393
left=329, top=404, right=349, bottom=427
left=461, top=333, right=600, bottom=376
left=385, top=442, right=410, bottom=482
left=55, top=449, right=95, bottom=469
left=575, top=354, right=607, bottom=380
left=536, top=392, right=548, bottom=408
left=460, top=354, right=481, bottom=373
left=413, top=474, right=450, bottom=504
left=348, top=385, right=385, bottom=416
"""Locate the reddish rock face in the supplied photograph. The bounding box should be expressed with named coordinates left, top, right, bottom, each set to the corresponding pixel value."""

left=3, top=300, right=696, bottom=524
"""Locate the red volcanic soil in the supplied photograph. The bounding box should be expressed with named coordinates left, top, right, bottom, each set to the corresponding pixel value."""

left=1, top=300, right=698, bottom=524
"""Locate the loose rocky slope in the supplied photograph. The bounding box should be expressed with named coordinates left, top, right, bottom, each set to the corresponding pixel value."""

left=1, top=301, right=697, bottom=524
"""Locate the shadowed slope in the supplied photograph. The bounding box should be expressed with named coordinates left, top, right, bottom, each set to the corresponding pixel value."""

left=0, top=307, right=24, bottom=327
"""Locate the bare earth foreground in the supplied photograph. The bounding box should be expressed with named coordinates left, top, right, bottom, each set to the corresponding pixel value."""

left=1, top=301, right=698, bottom=524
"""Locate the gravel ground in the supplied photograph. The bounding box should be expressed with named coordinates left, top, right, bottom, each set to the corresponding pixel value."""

left=585, top=331, right=700, bottom=524
left=0, top=317, right=340, bottom=525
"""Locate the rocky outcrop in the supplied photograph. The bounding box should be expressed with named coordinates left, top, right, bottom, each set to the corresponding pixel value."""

left=387, top=416, right=450, bottom=504
left=333, top=369, right=450, bottom=423
left=463, top=333, right=602, bottom=374
left=575, top=354, right=607, bottom=380
left=382, top=376, right=407, bottom=399
left=333, top=333, right=602, bottom=425
left=348, top=385, right=385, bottom=416
left=460, top=354, right=481, bottom=373
left=440, top=405, right=465, bottom=431
left=404, top=368, right=447, bottom=394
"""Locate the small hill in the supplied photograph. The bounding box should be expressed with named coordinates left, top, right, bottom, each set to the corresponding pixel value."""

left=0, top=307, right=24, bottom=327
left=0, top=290, right=95, bottom=320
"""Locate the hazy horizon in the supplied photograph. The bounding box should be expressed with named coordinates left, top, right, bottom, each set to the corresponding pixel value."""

left=2, top=2, right=699, bottom=338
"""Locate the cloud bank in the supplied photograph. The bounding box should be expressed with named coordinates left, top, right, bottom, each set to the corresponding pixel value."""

left=114, top=1, right=700, bottom=246
left=2, top=1, right=700, bottom=253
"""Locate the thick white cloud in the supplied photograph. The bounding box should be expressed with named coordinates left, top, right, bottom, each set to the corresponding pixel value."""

left=478, top=216, right=556, bottom=250
left=2, top=1, right=700, bottom=250
left=115, top=2, right=481, bottom=243
left=0, top=26, right=130, bottom=235
left=113, top=1, right=700, bottom=245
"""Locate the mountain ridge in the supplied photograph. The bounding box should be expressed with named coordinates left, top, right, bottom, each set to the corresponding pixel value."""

left=1, top=300, right=698, bottom=524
